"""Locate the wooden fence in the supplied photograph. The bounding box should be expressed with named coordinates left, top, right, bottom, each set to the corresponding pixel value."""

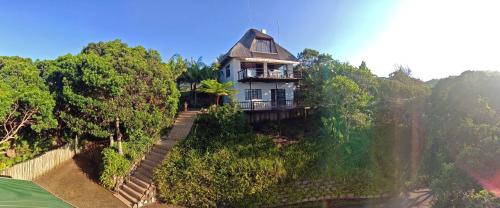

left=0, top=145, right=76, bottom=180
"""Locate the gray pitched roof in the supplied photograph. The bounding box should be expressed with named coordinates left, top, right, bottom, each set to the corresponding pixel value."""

left=220, top=29, right=298, bottom=66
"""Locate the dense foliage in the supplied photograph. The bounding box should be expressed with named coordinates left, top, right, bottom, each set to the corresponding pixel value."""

left=1, top=41, right=500, bottom=208
left=178, top=58, right=219, bottom=107
left=422, top=71, right=500, bottom=207
left=0, top=57, right=56, bottom=169
left=38, top=40, right=183, bottom=188
left=154, top=105, right=315, bottom=207
left=371, top=67, right=431, bottom=190
left=197, top=79, right=235, bottom=105
left=294, top=50, right=403, bottom=201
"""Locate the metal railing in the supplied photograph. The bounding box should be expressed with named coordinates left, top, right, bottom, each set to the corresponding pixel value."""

left=236, top=100, right=296, bottom=111
left=237, top=68, right=301, bottom=80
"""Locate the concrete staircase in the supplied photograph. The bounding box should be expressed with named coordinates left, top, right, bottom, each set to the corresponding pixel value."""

left=114, top=110, right=199, bottom=207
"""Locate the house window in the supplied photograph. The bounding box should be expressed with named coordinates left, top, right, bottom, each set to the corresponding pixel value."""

left=255, top=39, right=272, bottom=53
left=245, top=89, right=262, bottom=100
left=225, top=65, right=230, bottom=78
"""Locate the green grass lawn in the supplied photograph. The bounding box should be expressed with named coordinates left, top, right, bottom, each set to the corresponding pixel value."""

left=0, top=177, right=72, bottom=208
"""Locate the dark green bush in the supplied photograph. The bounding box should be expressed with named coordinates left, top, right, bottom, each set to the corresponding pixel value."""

left=154, top=106, right=316, bottom=207
left=155, top=103, right=389, bottom=207
left=100, top=131, right=158, bottom=189
left=0, top=140, right=44, bottom=171
left=183, top=105, right=248, bottom=151
left=100, top=147, right=131, bottom=189
left=155, top=141, right=286, bottom=207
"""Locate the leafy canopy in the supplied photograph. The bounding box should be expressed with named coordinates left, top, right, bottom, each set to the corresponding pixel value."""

left=0, top=56, right=56, bottom=146
left=197, top=79, right=236, bottom=105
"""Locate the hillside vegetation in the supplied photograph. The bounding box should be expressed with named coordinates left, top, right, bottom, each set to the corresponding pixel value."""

left=1, top=44, right=499, bottom=207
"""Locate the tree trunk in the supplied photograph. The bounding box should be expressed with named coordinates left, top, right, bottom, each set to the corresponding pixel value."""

left=190, top=82, right=195, bottom=106
left=109, top=134, right=114, bottom=146
left=6, top=140, right=16, bottom=158
left=115, top=117, right=123, bottom=155
left=74, top=134, right=79, bottom=153
left=194, top=83, right=198, bottom=107
left=216, top=95, right=220, bottom=106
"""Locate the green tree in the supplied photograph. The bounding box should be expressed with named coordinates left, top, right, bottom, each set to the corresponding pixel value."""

left=178, top=58, right=218, bottom=106
left=42, top=53, right=123, bottom=149
left=371, top=66, right=430, bottom=189
left=423, top=71, right=500, bottom=207
left=42, top=40, right=180, bottom=161
left=0, top=57, right=56, bottom=156
left=320, top=76, right=372, bottom=145
left=197, top=79, right=236, bottom=106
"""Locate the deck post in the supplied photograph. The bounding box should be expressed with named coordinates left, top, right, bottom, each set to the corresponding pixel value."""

left=249, top=79, right=253, bottom=123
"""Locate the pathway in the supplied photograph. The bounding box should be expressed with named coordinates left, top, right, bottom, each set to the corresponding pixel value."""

left=34, top=110, right=199, bottom=208
left=35, top=155, right=127, bottom=208
left=115, top=110, right=198, bottom=207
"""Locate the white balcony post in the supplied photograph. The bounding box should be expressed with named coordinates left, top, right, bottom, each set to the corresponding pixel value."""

left=263, top=62, right=268, bottom=78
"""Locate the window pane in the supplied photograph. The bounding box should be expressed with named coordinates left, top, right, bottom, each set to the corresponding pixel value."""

left=245, top=89, right=250, bottom=100
left=255, top=39, right=271, bottom=53
left=245, top=89, right=262, bottom=100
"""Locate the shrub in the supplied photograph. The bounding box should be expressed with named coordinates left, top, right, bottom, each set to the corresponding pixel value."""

left=100, top=131, right=159, bottom=189
left=100, top=147, right=131, bottom=189
left=0, top=140, right=44, bottom=171
left=154, top=105, right=319, bottom=207
left=183, top=105, right=248, bottom=151
left=155, top=136, right=287, bottom=207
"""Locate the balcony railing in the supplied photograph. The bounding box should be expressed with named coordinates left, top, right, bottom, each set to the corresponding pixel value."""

left=237, top=68, right=301, bottom=81
left=235, top=100, right=297, bottom=111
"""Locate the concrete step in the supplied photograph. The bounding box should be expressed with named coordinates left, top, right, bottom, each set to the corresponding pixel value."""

left=145, top=155, right=162, bottom=164
left=115, top=192, right=134, bottom=207
left=130, top=176, right=149, bottom=189
left=151, top=147, right=168, bottom=155
left=126, top=179, right=147, bottom=195
left=122, top=183, right=142, bottom=200
left=147, top=151, right=164, bottom=160
left=119, top=188, right=138, bottom=205
left=136, top=167, right=153, bottom=178
left=113, top=110, right=198, bottom=207
left=134, top=171, right=152, bottom=184
left=154, top=144, right=172, bottom=152
left=142, top=159, right=157, bottom=167
left=141, top=162, right=155, bottom=171
left=158, top=140, right=176, bottom=149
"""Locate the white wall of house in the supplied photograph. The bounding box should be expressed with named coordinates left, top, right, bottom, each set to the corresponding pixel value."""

left=233, top=82, right=295, bottom=102
left=219, top=58, right=240, bottom=83
left=220, top=58, right=297, bottom=103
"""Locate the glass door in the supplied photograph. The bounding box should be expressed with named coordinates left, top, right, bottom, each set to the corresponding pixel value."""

left=271, top=89, right=286, bottom=107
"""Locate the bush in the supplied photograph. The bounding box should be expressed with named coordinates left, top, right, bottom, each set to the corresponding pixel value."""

left=155, top=135, right=287, bottom=207
left=0, top=140, right=44, bottom=171
left=183, top=105, right=248, bottom=151
left=100, top=131, right=158, bottom=189
left=155, top=104, right=389, bottom=207
left=100, top=147, right=131, bottom=189
left=154, top=106, right=316, bottom=207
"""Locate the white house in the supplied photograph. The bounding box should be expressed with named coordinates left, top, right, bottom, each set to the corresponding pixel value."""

left=219, top=28, right=301, bottom=111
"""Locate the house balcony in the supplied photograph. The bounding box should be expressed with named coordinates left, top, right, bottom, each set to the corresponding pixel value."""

left=237, top=68, right=301, bottom=83
left=235, top=100, right=300, bottom=111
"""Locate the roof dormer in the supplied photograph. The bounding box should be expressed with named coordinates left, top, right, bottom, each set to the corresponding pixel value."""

left=220, top=28, right=298, bottom=67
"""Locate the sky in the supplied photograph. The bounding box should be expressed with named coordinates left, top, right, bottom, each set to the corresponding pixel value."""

left=1, top=0, right=499, bottom=80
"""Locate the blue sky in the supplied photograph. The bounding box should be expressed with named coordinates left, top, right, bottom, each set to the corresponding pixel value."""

left=1, top=0, right=499, bottom=80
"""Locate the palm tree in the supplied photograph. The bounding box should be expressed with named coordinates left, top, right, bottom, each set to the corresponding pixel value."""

left=177, top=58, right=218, bottom=106
left=197, top=79, right=236, bottom=106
